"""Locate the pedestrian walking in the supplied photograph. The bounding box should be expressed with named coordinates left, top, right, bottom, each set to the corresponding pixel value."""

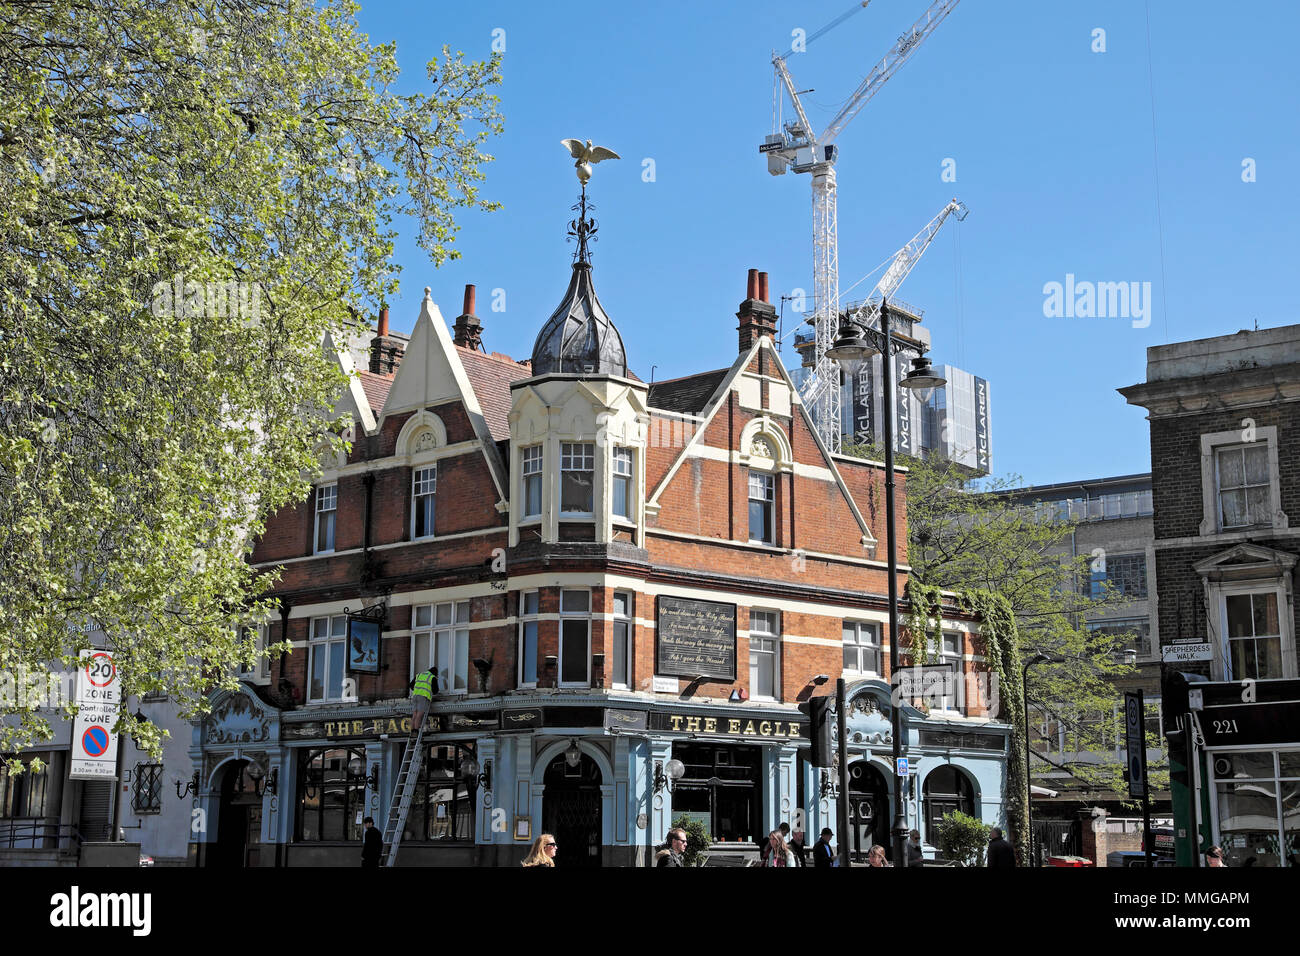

left=656, top=828, right=687, bottom=867
left=788, top=828, right=808, bottom=866
left=759, top=829, right=795, bottom=867
left=522, top=833, right=558, bottom=867
left=1205, top=845, right=1227, bottom=868
left=361, top=816, right=382, bottom=868
left=813, top=827, right=836, bottom=868
left=987, top=827, right=1016, bottom=867
left=906, top=829, right=924, bottom=867
left=867, top=844, right=892, bottom=867
left=408, top=666, right=436, bottom=736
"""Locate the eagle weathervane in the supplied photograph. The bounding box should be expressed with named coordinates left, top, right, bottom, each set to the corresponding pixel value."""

left=561, top=138, right=619, bottom=263
left=562, top=138, right=620, bottom=185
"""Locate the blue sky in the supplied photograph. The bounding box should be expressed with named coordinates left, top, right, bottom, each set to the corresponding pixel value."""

left=353, top=0, right=1300, bottom=486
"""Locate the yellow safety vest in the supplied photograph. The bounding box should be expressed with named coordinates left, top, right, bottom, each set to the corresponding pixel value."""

left=413, top=671, right=435, bottom=700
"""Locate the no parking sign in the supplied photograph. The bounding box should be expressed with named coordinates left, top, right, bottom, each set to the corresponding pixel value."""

left=70, top=650, right=119, bottom=779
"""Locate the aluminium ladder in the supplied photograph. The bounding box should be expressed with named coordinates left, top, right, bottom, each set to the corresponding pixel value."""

left=380, top=720, right=428, bottom=866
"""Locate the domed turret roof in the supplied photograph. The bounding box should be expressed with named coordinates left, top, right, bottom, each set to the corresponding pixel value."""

left=530, top=260, right=626, bottom=377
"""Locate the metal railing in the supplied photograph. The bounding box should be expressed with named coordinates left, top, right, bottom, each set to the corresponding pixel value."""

left=0, top=818, right=84, bottom=852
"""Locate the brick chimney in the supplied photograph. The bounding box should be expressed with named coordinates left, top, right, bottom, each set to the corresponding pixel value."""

left=452, top=284, right=482, bottom=350
left=737, top=268, right=778, bottom=352
left=369, top=305, right=404, bottom=375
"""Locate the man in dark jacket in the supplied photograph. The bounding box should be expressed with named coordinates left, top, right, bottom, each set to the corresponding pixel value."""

left=813, top=828, right=836, bottom=868
left=361, top=817, right=383, bottom=868
left=987, top=827, right=1016, bottom=868
left=656, top=828, right=687, bottom=867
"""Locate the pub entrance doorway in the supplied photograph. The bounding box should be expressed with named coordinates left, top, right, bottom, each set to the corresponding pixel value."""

left=209, top=760, right=263, bottom=868
left=848, top=760, right=891, bottom=864
left=542, top=752, right=603, bottom=868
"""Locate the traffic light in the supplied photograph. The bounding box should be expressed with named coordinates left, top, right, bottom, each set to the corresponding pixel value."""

left=802, top=695, right=838, bottom=767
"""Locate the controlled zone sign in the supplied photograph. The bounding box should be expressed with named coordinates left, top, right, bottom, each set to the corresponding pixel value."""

left=70, top=650, right=119, bottom=779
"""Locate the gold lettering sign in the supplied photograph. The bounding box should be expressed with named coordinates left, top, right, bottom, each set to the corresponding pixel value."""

left=652, top=712, right=805, bottom=741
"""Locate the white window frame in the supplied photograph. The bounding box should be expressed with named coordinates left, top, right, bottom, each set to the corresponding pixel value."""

left=411, top=465, right=437, bottom=540
left=308, top=615, right=354, bottom=704
left=521, top=445, right=543, bottom=521
left=748, top=609, right=780, bottom=701
left=1199, top=427, right=1287, bottom=536
left=560, top=443, right=595, bottom=518
left=518, top=591, right=540, bottom=688
left=842, top=621, right=880, bottom=677
left=314, top=483, right=337, bottom=554
left=239, top=623, right=271, bottom=683
left=412, top=600, right=471, bottom=695
left=612, top=447, right=634, bottom=523
left=930, top=631, right=963, bottom=712
left=1215, top=584, right=1293, bottom=682
left=611, top=591, right=633, bottom=689
left=748, top=472, right=775, bottom=545
left=559, top=589, right=591, bottom=688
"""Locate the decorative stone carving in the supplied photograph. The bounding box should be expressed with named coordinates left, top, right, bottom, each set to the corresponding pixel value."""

left=414, top=429, right=437, bottom=452
left=750, top=437, right=774, bottom=459
left=204, top=692, right=271, bottom=745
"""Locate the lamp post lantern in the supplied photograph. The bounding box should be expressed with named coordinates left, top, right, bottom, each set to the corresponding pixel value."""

left=829, top=298, right=945, bottom=865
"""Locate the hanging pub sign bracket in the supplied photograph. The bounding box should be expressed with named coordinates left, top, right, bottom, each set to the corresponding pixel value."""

left=345, top=601, right=387, bottom=676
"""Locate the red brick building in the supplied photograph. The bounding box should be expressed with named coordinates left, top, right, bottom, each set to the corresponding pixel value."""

left=189, top=245, right=1008, bottom=867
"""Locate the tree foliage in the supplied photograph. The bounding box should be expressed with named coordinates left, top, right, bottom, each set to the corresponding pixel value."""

left=933, top=809, right=991, bottom=867
left=0, top=0, right=503, bottom=758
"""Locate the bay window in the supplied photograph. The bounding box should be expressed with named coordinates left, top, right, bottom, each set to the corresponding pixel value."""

left=561, top=443, right=595, bottom=515
left=521, top=445, right=543, bottom=519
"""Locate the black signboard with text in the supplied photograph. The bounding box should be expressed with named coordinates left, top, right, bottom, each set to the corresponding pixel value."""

left=655, top=596, right=737, bottom=681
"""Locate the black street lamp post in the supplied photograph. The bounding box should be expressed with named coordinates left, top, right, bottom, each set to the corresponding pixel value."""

left=827, top=299, right=944, bottom=866
left=1022, top=653, right=1063, bottom=867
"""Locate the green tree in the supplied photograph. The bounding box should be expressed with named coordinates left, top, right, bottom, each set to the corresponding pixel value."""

left=933, top=810, right=991, bottom=866
left=0, top=0, right=503, bottom=760
left=844, top=443, right=1154, bottom=849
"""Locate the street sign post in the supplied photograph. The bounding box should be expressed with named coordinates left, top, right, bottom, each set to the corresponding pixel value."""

left=1161, top=642, right=1213, bottom=664
left=1125, top=690, right=1152, bottom=866
left=70, top=650, right=119, bottom=780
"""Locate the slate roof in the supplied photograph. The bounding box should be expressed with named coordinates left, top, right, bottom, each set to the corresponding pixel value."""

left=358, top=371, right=393, bottom=417
left=647, top=369, right=729, bottom=416
left=456, top=346, right=531, bottom=441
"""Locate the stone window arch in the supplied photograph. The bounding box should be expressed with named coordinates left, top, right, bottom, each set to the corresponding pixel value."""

left=738, top=417, right=793, bottom=474
left=395, top=410, right=447, bottom=463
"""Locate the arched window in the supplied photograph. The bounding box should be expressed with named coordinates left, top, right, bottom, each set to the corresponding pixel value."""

left=405, top=742, right=477, bottom=843
left=296, top=747, right=367, bottom=842
left=923, top=765, right=975, bottom=840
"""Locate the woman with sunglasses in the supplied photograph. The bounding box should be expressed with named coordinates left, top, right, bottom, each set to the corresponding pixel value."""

left=522, top=833, right=558, bottom=867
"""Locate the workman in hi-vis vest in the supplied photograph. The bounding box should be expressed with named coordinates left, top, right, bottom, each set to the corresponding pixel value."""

left=409, top=667, right=436, bottom=737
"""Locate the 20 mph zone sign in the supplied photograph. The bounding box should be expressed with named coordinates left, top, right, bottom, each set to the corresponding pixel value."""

left=70, top=650, right=119, bottom=780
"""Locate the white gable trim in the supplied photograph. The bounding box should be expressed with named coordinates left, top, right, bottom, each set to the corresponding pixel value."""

left=378, top=290, right=508, bottom=504
left=646, top=338, right=877, bottom=549
left=325, top=330, right=377, bottom=436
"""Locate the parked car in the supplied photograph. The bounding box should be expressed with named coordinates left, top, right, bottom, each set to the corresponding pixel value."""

left=1107, top=850, right=1175, bottom=867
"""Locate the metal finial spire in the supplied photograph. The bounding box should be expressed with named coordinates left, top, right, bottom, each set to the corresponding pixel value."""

left=567, top=185, right=598, bottom=264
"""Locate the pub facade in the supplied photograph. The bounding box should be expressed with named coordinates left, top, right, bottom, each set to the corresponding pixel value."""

left=190, top=224, right=1008, bottom=866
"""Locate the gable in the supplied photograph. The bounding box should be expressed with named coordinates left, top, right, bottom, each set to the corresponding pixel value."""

left=379, top=291, right=508, bottom=504
left=646, top=337, right=876, bottom=548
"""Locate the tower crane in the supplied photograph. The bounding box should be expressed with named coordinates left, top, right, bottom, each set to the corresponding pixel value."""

left=760, top=0, right=963, bottom=452
left=800, top=197, right=968, bottom=434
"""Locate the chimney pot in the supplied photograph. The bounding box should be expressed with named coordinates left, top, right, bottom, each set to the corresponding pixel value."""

left=377, top=306, right=389, bottom=338
left=758, top=272, right=769, bottom=304
left=463, top=284, right=476, bottom=316
left=747, top=268, right=758, bottom=301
